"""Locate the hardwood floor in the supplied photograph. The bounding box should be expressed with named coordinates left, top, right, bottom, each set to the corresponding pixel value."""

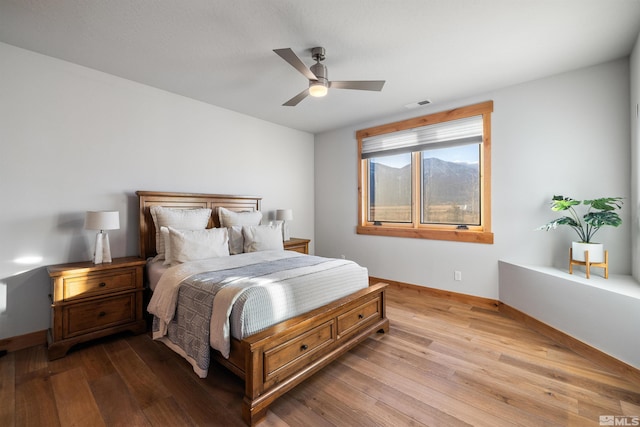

left=2, top=285, right=639, bottom=426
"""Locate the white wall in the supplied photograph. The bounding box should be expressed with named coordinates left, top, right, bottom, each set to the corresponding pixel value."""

left=315, top=58, right=632, bottom=299
left=0, top=42, right=315, bottom=340
left=631, top=32, right=640, bottom=281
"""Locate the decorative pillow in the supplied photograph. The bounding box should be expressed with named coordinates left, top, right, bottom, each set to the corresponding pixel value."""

left=218, top=207, right=263, bottom=254
left=226, top=225, right=245, bottom=255
left=163, top=226, right=229, bottom=265
left=150, top=206, right=211, bottom=258
left=242, top=224, right=284, bottom=253
left=160, top=226, right=171, bottom=264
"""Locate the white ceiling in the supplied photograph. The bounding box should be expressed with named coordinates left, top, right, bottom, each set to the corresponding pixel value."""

left=1, top=0, right=640, bottom=134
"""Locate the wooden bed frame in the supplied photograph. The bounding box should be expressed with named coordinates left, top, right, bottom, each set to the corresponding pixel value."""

left=137, top=191, right=389, bottom=425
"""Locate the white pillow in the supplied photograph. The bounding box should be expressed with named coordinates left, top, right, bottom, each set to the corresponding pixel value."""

left=218, top=207, right=262, bottom=226
left=163, top=226, right=229, bottom=265
left=150, top=206, right=211, bottom=258
left=218, top=207, right=263, bottom=254
left=242, top=224, right=284, bottom=253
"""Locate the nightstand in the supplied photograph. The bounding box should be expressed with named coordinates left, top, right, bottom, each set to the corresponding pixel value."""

left=283, top=237, right=310, bottom=254
left=47, top=256, right=147, bottom=360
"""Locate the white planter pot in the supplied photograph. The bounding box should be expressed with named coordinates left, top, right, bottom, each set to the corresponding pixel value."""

left=572, top=242, right=604, bottom=263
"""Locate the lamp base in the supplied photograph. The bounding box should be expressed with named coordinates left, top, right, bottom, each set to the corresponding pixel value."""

left=282, top=222, right=290, bottom=241
left=94, top=231, right=112, bottom=264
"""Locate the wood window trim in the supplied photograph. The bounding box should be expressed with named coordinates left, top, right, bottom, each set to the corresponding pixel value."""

left=356, top=101, right=494, bottom=244
left=356, top=225, right=494, bottom=244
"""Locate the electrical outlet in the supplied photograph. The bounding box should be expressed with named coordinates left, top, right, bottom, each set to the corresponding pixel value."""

left=454, top=271, right=462, bottom=281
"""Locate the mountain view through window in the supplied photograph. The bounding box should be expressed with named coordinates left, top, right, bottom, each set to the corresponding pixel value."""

left=368, top=145, right=480, bottom=225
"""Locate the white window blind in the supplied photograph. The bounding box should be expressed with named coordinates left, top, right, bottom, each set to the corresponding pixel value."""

left=361, top=115, right=483, bottom=159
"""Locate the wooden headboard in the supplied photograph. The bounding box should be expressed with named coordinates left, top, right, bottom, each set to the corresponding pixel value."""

left=136, top=191, right=262, bottom=259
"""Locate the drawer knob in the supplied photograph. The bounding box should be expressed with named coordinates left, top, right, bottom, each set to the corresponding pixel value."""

left=358, top=314, right=364, bottom=319
left=99, top=282, right=107, bottom=287
left=98, top=311, right=106, bottom=317
left=300, top=344, right=308, bottom=351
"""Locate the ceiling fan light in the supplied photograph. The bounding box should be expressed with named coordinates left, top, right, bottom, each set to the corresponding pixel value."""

left=309, top=83, right=328, bottom=98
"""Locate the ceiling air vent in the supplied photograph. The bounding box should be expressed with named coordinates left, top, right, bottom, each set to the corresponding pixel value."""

left=404, top=99, right=432, bottom=109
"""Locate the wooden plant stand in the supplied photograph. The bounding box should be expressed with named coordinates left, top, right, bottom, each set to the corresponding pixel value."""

left=569, top=248, right=609, bottom=279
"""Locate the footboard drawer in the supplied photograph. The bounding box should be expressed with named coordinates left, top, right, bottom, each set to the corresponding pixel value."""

left=263, top=320, right=334, bottom=384
left=337, top=296, right=382, bottom=339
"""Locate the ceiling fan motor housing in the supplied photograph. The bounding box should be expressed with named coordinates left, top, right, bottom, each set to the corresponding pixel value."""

left=310, top=62, right=328, bottom=87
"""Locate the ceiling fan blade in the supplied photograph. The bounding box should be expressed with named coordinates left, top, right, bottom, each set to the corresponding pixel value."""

left=283, top=88, right=310, bottom=106
left=330, top=80, right=386, bottom=91
left=273, top=48, right=318, bottom=81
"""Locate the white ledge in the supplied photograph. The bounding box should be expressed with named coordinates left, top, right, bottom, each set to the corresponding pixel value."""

left=509, top=263, right=640, bottom=299
left=498, top=260, right=640, bottom=369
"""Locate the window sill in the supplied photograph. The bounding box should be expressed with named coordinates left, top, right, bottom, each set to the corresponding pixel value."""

left=356, top=225, right=494, bottom=244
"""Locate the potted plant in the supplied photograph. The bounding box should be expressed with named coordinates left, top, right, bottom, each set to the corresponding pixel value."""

left=538, top=195, right=623, bottom=263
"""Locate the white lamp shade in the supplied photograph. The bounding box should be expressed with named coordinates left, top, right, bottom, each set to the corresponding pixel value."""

left=85, top=211, right=120, bottom=231
left=276, top=209, right=293, bottom=221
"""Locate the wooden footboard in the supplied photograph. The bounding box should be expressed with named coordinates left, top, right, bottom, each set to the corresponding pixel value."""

left=213, top=282, right=389, bottom=425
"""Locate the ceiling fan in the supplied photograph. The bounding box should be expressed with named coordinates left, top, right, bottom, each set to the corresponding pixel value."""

left=273, top=47, right=386, bottom=106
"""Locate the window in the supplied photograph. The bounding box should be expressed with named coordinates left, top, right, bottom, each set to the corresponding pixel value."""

left=357, top=101, right=493, bottom=243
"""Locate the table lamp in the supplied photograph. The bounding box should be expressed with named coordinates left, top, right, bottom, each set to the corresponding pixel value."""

left=276, top=209, right=293, bottom=241
left=85, top=211, right=120, bottom=263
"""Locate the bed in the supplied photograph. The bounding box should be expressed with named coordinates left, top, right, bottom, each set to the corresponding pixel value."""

left=137, top=191, right=389, bottom=425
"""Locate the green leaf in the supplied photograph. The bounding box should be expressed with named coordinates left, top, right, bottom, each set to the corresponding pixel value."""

left=584, top=197, right=624, bottom=212
left=537, top=217, right=579, bottom=231
left=553, top=216, right=580, bottom=227
left=584, top=211, right=622, bottom=228
left=550, top=196, right=580, bottom=212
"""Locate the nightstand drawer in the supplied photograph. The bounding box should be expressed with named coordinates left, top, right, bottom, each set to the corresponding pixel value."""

left=62, top=268, right=137, bottom=301
left=62, top=294, right=135, bottom=338
left=286, top=245, right=307, bottom=254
